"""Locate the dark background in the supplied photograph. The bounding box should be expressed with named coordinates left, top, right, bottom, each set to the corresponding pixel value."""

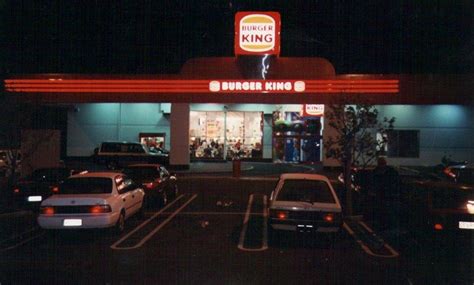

left=1, top=0, right=473, bottom=75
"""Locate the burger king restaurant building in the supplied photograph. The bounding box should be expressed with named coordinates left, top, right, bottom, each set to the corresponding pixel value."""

left=4, top=12, right=473, bottom=169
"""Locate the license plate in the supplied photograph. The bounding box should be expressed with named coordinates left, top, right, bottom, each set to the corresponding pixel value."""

left=63, top=219, right=82, bottom=227
left=459, top=221, right=474, bottom=229
left=27, top=196, right=42, bottom=202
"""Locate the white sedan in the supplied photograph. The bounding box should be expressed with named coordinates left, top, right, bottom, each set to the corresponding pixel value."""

left=268, top=173, right=343, bottom=233
left=38, top=172, right=145, bottom=233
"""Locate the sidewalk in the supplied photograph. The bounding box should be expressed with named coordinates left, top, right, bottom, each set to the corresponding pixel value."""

left=172, top=161, right=329, bottom=177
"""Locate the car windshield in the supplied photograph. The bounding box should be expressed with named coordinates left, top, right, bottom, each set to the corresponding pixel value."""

left=60, top=177, right=113, bottom=194
left=32, top=168, right=71, bottom=182
left=123, top=167, right=158, bottom=180
left=276, top=179, right=335, bottom=203
left=452, top=168, right=473, bottom=185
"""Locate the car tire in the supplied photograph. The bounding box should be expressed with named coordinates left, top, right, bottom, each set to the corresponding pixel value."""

left=169, top=185, right=178, bottom=200
left=115, top=211, right=125, bottom=234
left=267, top=223, right=279, bottom=246
left=159, top=191, right=168, bottom=207
left=137, top=204, right=145, bottom=220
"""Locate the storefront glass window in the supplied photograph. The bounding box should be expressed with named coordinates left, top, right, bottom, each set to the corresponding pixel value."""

left=272, top=110, right=323, bottom=163
left=189, top=111, right=263, bottom=160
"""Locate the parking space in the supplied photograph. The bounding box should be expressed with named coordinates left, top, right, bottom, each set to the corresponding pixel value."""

left=0, top=178, right=471, bottom=284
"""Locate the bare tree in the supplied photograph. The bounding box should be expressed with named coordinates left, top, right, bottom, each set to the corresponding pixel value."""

left=0, top=95, right=56, bottom=187
left=324, top=101, right=395, bottom=215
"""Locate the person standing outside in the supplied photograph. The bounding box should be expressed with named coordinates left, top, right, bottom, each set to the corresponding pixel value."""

left=372, top=157, right=401, bottom=230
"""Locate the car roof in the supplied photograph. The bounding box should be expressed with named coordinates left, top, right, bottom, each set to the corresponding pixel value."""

left=279, top=173, right=330, bottom=182
left=101, top=141, right=141, bottom=144
left=125, top=164, right=163, bottom=168
left=69, top=172, right=121, bottom=179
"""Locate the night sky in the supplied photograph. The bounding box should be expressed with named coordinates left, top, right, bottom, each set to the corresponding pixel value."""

left=1, top=0, right=473, bottom=75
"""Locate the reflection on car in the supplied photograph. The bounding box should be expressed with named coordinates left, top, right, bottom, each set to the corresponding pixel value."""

left=268, top=173, right=343, bottom=234
left=122, top=164, right=178, bottom=207
left=442, top=163, right=473, bottom=185
left=12, top=167, right=87, bottom=210
left=37, top=172, right=145, bottom=233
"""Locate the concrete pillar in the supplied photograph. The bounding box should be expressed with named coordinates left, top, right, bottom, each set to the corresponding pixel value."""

left=170, top=103, right=190, bottom=169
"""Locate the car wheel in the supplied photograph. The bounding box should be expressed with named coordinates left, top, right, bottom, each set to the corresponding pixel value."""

left=137, top=204, right=145, bottom=220
left=115, top=212, right=125, bottom=234
left=160, top=191, right=168, bottom=207
left=106, top=160, right=118, bottom=170
left=267, top=223, right=279, bottom=246
left=170, top=185, right=178, bottom=200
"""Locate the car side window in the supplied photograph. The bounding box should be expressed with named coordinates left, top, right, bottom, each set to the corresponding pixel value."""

left=101, top=143, right=120, bottom=153
left=115, top=175, right=127, bottom=193
left=127, top=144, right=145, bottom=153
left=160, top=167, right=169, bottom=178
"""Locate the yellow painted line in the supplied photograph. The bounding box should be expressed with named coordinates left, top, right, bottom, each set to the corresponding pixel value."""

left=343, top=222, right=399, bottom=258
left=110, top=194, right=185, bottom=249
left=358, top=221, right=399, bottom=257
left=238, top=194, right=268, bottom=252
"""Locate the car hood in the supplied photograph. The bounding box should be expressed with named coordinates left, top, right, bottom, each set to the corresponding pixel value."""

left=270, top=201, right=341, bottom=212
left=41, top=194, right=113, bottom=206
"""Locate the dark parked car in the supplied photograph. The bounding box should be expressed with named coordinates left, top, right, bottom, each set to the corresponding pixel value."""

left=94, top=141, right=169, bottom=170
left=346, top=166, right=473, bottom=239
left=404, top=179, right=474, bottom=239
left=122, top=164, right=178, bottom=207
left=12, top=167, right=87, bottom=210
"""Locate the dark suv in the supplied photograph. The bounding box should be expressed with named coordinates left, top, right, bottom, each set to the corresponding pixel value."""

left=94, top=142, right=169, bottom=169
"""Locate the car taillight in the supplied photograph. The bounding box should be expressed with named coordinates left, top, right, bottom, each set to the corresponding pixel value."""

left=143, top=182, right=154, bottom=189
left=434, top=223, right=444, bottom=231
left=13, top=188, right=20, bottom=194
left=323, top=213, right=335, bottom=222
left=50, top=186, right=59, bottom=193
left=40, top=206, right=55, bottom=215
left=270, top=210, right=289, bottom=220
left=89, top=205, right=112, bottom=214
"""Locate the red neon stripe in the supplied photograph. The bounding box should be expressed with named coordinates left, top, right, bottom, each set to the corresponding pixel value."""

left=4, top=79, right=207, bottom=84
left=5, top=79, right=399, bottom=84
left=8, top=88, right=398, bottom=93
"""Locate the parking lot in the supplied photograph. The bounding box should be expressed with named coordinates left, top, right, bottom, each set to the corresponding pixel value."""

left=0, top=176, right=472, bottom=284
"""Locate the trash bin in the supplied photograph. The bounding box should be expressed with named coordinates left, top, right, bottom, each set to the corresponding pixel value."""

left=232, top=158, right=241, bottom=178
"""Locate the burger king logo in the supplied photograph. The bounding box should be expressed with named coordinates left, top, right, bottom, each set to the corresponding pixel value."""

left=240, top=14, right=275, bottom=52
left=235, top=12, right=281, bottom=55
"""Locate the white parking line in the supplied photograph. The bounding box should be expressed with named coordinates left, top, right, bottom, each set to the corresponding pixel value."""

left=238, top=194, right=268, bottom=252
left=111, top=194, right=197, bottom=250
left=343, top=221, right=399, bottom=258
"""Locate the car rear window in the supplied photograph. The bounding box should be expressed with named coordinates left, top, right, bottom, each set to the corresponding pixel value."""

left=60, top=177, right=113, bottom=194
left=432, top=189, right=474, bottom=209
left=276, top=179, right=336, bottom=203
left=123, top=167, right=158, bottom=180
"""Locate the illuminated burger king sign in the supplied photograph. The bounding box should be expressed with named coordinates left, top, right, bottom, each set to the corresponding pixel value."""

left=235, top=12, right=281, bottom=55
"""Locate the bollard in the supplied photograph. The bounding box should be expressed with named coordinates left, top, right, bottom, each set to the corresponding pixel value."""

left=232, top=158, right=241, bottom=178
